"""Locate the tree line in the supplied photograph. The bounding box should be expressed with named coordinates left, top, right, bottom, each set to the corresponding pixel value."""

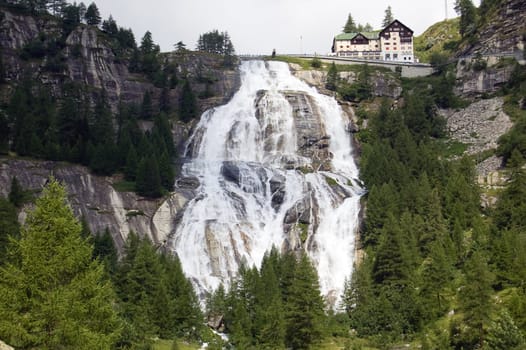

left=342, top=5, right=394, bottom=33
left=335, top=58, right=526, bottom=348
left=0, top=77, right=192, bottom=197
left=0, top=179, right=209, bottom=349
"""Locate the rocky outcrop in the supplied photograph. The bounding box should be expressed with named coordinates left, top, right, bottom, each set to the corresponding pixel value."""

left=441, top=97, right=512, bottom=155
left=291, top=64, right=402, bottom=99
left=0, top=7, right=240, bottom=113
left=455, top=56, right=517, bottom=96
left=0, top=158, right=193, bottom=252
left=459, top=0, right=526, bottom=56
left=0, top=340, right=14, bottom=350
left=64, top=26, right=153, bottom=108
left=283, top=91, right=332, bottom=171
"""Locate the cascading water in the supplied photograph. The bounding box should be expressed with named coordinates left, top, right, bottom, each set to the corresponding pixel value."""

left=170, top=60, right=362, bottom=307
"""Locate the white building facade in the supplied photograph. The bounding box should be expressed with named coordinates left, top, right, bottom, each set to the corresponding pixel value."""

left=332, top=20, right=414, bottom=63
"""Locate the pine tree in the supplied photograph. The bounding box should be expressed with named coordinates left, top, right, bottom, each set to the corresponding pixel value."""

left=285, top=253, right=326, bottom=350
left=372, top=214, right=410, bottom=286
left=140, top=90, right=153, bottom=119
left=84, top=2, right=101, bottom=26
left=180, top=80, right=198, bottom=123
left=454, top=0, right=478, bottom=38
left=102, top=15, right=118, bottom=36
left=325, top=62, right=338, bottom=91
left=343, top=13, right=357, bottom=33
left=0, top=198, right=20, bottom=265
left=136, top=156, right=163, bottom=198
left=456, top=250, right=495, bottom=349
left=0, top=179, right=121, bottom=349
left=124, top=145, right=138, bottom=181
left=254, top=252, right=286, bottom=349
left=485, top=309, right=525, bottom=350
left=8, top=176, right=25, bottom=208
left=158, top=152, right=175, bottom=191
left=382, top=6, right=394, bottom=27
left=92, top=228, right=118, bottom=275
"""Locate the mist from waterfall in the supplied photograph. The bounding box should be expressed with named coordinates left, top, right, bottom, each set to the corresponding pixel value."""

left=170, top=60, right=362, bottom=307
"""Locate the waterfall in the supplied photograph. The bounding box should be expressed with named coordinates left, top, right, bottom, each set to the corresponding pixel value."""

left=170, top=60, right=362, bottom=307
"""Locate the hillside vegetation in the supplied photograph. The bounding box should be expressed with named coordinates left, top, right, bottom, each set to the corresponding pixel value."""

left=414, top=18, right=461, bottom=63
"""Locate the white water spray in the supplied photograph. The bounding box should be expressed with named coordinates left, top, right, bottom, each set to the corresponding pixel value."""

left=171, top=60, right=362, bottom=307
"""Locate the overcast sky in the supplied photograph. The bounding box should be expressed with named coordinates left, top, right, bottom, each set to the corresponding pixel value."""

left=93, top=0, right=481, bottom=55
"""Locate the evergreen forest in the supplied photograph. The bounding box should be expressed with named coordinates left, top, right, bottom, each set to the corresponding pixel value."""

left=0, top=0, right=525, bottom=349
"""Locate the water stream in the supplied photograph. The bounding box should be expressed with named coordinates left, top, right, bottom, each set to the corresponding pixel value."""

left=170, top=60, right=362, bottom=306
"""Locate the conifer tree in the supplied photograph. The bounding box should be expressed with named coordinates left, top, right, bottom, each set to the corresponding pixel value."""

left=343, top=13, right=357, bottom=33
left=84, top=2, right=101, bottom=26
left=454, top=0, right=478, bottom=38
left=456, top=250, right=495, bottom=349
left=92, top=228, right=118, bottom=275
left=136, top=156, right=163, bottom=198
left=0, top=198, right=19, bottom=265
left=325, top=62, right=338, bottom=91
left=382, top=6, right=394, bottom=27
left=8, top=176, right=25, bottom=208
left=254, top=252, right=285, bottom=348
left=285, top=253, right=326, bottom=350
left=0, top=179, right=121, bottom=349
left=180, top=80, right=198, bottom=123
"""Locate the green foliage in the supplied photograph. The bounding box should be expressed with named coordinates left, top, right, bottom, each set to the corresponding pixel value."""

left=0, top=179, right=121, bottom=349
left=455, top=0, right=478, bottom=38
left=8, top=176, right=25, bottom=207
left=325, top=62, right=338, bottom=91
left=136, top=156, right=163, bottom=198
left=343, top=13, right=357, bottom=33
left=311, top=57, right=322, bottom=68
left=197, top=30, right=235, bottom=57
left=338, top=64, right=372, bottom=102
left=382, top=6, right=394, bottom=27
left=413, top=18, right=460, bottom=63
left=84, top=2, right=101, bottom=26
left=207, top=248, right=326, bottom=350
left=0, top=197, right=20, bottom=265
left=285, top=253, right=326, bottom=350
left=485, top=309, right=525, bottom=350
left=180, top=80, right=199, bottom=123
left=114, top=233, right=203, bottom=344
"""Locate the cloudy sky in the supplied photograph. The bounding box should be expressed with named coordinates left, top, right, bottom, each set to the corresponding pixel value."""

left=93, top=0, right=480, bottom=55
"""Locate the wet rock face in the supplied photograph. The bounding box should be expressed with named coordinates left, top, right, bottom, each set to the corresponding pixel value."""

left=282, top=91, right=332, bottom=171
left=269, top=174, right=286, bottom=209
left=0, top=158, right=193, bottom=253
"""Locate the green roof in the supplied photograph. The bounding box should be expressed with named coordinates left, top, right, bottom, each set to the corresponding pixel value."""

left=334, top=31, right=380, bottom=41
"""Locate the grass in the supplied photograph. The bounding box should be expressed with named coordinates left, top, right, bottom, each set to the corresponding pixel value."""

left=112, top=180, right=136, bottom=192
left=298, top=222, right=309, bottom=243
left=153, top=339, right=200, bottom=350
left=268, top=55, right=313, bottom=69
left=325, top=175, right=338, bottom=187
left=442, top=141, right=469, bottom=158
left=503, top=94, right=526, bottom=122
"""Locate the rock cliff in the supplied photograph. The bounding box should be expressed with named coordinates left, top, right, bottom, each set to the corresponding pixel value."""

left=0, top=6, right=242, bottom=250
left=0, top=7, right=240, bottom=111
left=459, top=0, right=525, bottom=56
left=0, top=158, right=194, bottom=252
